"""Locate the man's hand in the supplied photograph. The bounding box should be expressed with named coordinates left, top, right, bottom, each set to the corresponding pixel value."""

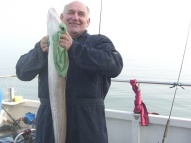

left=40, top=36, right=49, bottom=52
left=59, top=32, right=73, bottom=51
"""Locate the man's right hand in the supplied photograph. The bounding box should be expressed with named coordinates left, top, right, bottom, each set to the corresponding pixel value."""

left=40, top=36, right=49, bottom=52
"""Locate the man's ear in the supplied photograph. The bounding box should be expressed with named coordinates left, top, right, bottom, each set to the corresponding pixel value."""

left=87, top=18, right=90, bottom=27
left=60, top=13, right=64, bottom=20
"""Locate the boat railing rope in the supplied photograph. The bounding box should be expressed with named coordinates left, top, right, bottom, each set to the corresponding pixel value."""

left=111, top=79, right=191, bottom=87
left=1, top=75, right=191, bottom=87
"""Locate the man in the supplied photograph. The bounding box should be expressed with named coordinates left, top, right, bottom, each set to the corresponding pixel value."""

left=16, top=1, right=123, bottom=143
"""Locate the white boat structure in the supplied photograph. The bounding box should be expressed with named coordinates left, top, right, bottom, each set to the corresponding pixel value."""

left=0, top=75, right=191, bottom=143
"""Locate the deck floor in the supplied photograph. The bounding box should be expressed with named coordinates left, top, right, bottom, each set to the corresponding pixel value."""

left=0, top=125, right=12, bottom=139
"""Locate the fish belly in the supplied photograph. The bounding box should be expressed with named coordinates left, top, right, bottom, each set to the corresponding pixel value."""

left=47, top=8, right=67, bottom=143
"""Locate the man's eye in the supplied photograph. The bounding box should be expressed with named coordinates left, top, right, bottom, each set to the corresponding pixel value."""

left=79, top=13, right=85, bottom=16
left=68, top=11, right=74, bottom=15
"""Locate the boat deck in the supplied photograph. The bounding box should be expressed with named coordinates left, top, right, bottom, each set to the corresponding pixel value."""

left=0, top=125, right=12, bottom=139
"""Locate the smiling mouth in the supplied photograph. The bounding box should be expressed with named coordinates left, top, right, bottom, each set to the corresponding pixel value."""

left=69, top=22, right=80, bottom=25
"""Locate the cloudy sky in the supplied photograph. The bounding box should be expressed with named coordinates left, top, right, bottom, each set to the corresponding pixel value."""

left=0, top=0, right=191, bottom=79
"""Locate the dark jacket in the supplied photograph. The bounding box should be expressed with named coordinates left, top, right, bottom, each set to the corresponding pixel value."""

left=16, top=30, right=123, bottom=143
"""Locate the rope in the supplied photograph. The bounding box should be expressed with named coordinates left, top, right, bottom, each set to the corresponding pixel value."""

left=99, top=0, right=102, bottom=34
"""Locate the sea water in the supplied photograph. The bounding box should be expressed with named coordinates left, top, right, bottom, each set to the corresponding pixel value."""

left=0, top=48, right=191, bottom=119
left=0, top=64, right=191, bottom=119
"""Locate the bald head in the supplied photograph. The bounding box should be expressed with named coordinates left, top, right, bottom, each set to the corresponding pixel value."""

left=63, top=1, right=90, bottom=17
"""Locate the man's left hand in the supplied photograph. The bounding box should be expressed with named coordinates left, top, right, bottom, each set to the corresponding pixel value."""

left=59, top=32, right=73, bottom=51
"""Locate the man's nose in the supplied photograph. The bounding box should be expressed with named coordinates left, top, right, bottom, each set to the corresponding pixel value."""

left=72, top=13, right=79, bottom=19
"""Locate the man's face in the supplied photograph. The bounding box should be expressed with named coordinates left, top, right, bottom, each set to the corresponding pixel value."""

left=60, top=1, right=90, bottom=38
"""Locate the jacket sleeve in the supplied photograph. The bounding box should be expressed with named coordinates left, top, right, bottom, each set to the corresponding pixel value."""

left=68, top=35, right=123, bottom=78
left=16, top=42, right=48, bottom=81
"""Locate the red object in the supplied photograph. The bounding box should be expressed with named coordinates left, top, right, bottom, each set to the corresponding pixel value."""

left=130, top=79, right=149, bottom=126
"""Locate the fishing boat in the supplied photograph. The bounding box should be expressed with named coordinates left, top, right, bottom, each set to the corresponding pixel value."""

left=0, top=75, right=191, bottom=143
